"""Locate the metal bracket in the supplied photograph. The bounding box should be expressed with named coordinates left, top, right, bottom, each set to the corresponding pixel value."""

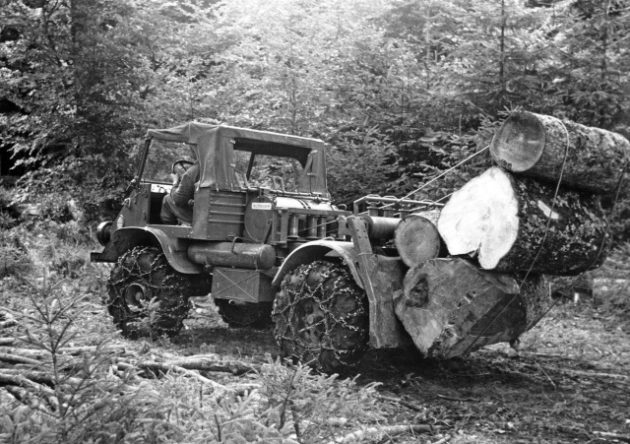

left=346, top=216, right=406, bottom=349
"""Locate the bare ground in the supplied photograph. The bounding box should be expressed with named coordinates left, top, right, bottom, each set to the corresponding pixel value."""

left=164, top=297, right=630, bottom=443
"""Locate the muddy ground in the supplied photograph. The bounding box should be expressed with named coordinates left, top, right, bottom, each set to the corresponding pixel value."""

left=164, top=297, right=630, bottom=443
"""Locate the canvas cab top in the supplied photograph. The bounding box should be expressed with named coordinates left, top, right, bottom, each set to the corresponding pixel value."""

left=143, top=122, right=329, bottom=196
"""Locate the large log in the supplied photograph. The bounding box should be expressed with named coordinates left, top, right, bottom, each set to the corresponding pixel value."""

left=437, top=167, right=609, bottom=275
left=393, top=258, right=549, bottom=358
left=490, top=111, right=630, bottom=195
left=394, top=212, right=442, bottom=268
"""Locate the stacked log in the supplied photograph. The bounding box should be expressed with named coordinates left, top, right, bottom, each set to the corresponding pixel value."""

left=490, top=111, right=629, bottom=194
left=393, top=259, right=549, bottom=358
left=436, top=167, right=609, bottom=274
left=394, top=111, right=629, bottom=357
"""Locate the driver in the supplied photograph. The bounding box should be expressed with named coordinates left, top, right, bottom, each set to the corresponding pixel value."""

left=160, top=160, right=200, bottom=225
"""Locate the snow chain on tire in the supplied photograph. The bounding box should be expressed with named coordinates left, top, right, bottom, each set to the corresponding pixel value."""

left=272, top=260, right=369, bottom=373
left=107, top=246, right=207, bottom=338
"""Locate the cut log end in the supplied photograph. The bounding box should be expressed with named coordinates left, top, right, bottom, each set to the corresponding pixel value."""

left=395, top=213, right=441, bottom=268
left=395, top=258, right=527, bottom=358
left=491, top=111, right=546, bottom=172
left=437, top=167, right=519, bottom=269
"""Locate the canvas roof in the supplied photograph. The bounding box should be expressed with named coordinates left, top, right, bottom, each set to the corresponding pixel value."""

left=146, top=122, right=328, bottom=195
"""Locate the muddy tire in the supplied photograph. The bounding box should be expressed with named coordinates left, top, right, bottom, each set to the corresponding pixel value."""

left=107, top=246, right=210, bottom=338
left=215, top=300, right=272, bottom=329
left=272, top=260, right=369, bottom=373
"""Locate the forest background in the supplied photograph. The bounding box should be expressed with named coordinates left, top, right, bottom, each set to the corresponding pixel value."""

left=1, top=1, right=630, bottom=443
left=1, top=0, right=630, bottom=241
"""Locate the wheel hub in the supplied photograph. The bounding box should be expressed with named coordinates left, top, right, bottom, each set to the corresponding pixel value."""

left=124, top=283, right=149, bottom=308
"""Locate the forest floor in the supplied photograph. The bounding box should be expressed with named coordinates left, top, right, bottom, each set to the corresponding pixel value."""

left=1, top=221, right=629, bottom=443
left=179, top=298, right=630, bottom=443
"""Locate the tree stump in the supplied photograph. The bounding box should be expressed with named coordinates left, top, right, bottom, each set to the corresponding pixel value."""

left=490, top=111, right=630, bottom=195
left=437, top=167, right=609, bottom=275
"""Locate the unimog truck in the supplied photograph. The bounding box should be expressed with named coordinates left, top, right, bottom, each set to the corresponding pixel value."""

left=93, top=122, right=553, bottom=372
left=92, top=122, right=422, bottom=371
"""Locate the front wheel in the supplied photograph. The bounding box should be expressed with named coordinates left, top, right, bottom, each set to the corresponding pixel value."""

left=272, top=260, right=369, bottom=373
left=107, top=246, right=211, bottom=338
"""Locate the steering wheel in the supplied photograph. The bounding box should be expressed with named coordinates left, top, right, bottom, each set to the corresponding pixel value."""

left=171, top=159, right=195, bottom=175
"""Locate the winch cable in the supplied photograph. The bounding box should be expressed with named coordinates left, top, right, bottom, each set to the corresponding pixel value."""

left=379, top=144, right=491, bottom=211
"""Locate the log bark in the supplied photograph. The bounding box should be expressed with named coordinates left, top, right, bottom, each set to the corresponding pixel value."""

left=490, top=111, right=630, bottom=195
left=394, top=258, right=549, bottom=358
left=437, top=167, right=609, bottom=274
left=395, top=212, right=442, bottom=268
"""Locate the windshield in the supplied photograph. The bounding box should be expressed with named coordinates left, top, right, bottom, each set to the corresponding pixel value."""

left=143, top=139, right=196, bottom=183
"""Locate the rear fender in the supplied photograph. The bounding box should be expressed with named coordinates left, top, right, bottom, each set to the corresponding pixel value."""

left=90, top=226, right=202, bottom=274
left=272, top=240, right=363, bottom=289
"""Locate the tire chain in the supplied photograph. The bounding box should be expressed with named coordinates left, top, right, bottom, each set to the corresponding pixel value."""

left=107, top=246, right=191, bottom=336
left=272, top=260, right=368, bottom=371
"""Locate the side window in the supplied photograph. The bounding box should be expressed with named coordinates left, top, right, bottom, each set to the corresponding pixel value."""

left=233, top=149, right=304, bottom=192
left=143, top=140, right=196, bottom=183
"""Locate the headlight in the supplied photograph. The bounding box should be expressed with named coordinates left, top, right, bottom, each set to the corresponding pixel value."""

left=96, top=221, right=113, bottom=246
left=116, top=214, right=124, bottom=229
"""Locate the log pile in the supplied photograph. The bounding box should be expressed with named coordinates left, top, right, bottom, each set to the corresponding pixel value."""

left=394, top=111, right=629, bottom=357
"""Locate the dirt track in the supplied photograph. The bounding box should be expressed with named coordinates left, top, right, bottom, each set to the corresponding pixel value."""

left=173, top=300, right=630, bottom=443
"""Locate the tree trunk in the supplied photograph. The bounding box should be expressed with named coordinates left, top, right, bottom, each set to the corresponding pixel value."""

left=490, top=111, right=630, bottom=194
left=437, top=167, right=609, bottom=275
left=394, top=258, right=548, bottom=358
left=395, top=212, right=442, bottom=268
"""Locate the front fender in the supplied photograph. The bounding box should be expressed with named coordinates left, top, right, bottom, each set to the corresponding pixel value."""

left=272, top=240, right=363, bottom=289
left=90, top=226, right=202, bottom=275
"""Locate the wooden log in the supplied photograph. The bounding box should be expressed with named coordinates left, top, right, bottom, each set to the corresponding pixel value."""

left=394, top=258, right=549, bottom=358
left=490, top=111, right=630, bottom=195
left=437, top=167, right=609, bottom=275
left=395, top=212, right=442, bottom=268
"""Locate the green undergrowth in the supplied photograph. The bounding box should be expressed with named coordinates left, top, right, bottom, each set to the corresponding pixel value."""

left=1, top=222, right=387, bottom=443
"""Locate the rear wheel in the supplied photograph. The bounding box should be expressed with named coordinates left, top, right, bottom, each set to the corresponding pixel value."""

left=107, top=246, right=211, bottom=338
left=272, top=260, right=369, bottom=373
left=215, top=300, right=272, bottom=329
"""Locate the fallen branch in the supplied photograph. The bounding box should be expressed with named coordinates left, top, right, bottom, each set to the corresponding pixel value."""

left=0, top=368, right=82, bottom=387
left=0, top=319, right=17, bottom=329
left=593, top=431, right=630, bottom=443
left=0, top=338, right=15, bottom=346
left=378, top=395, right=425, bottom=412
left=118, top=360, right=259, bottom=393
left=5, top=385, right=55, bottom=415
left=0, top=352, right=42, bottom=367
left=0, top=372, right=59, bottom=410
left=117, top=361, right=227, bottom=389
left=158, top=356, right=258, bottom=375
left=0, top=347, right=51, bottom=360
left=431, top=435, right=451, bottom=444
left=327, top=424, right=434, bottom=444
left=435, top=393, right=478, bottom=403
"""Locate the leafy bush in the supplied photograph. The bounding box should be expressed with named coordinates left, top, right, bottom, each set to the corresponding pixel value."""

left=0, top=186, right=21, bottom=229
left=0, top=232, right=32, bottom=279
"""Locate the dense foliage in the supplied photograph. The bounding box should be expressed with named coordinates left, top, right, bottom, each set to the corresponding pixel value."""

left=1, top=0, right=629, bottom=234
